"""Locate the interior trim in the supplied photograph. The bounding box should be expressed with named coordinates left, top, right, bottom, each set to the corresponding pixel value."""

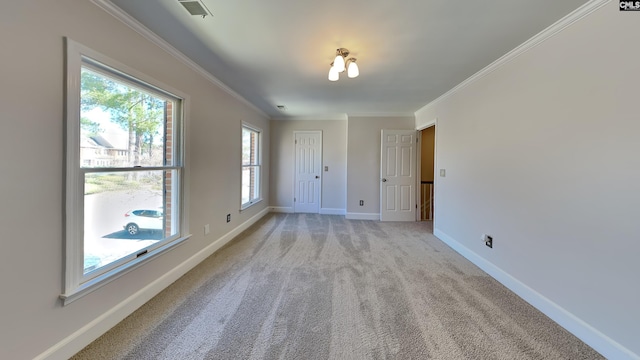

left=433, top=228, right=639, bottom=360
left=345, top=212, right=380, bottom=220
left=270, top=206, right=294, bottom=213
left=90, top=0, right=269, bottom=119
left=416, top=0, right=610, bottom=116
left=319, top=208, right=346, bottom=215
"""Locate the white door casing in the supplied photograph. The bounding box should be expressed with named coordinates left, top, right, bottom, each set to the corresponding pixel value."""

left=294, top=131, right=322, bottom=213
left=380, top=129, right=416, bottom=221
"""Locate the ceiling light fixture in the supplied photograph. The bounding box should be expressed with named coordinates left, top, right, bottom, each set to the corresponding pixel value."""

left=328, top=48, right=359, bottom=82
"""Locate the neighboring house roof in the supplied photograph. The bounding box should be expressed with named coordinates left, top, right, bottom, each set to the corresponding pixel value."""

left=80, top=131, right=128, bottom=151
left=91, top=135, right=114, bottom=148
left=80, top=135, right=100, bottom=149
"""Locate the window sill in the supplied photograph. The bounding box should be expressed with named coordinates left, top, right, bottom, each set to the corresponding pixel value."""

left=60, top=234, right=191, bottom=306
left=240, top=198, right=263, bottom=212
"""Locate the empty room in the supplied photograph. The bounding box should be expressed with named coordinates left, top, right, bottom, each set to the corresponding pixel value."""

left=0, top=0, right=638, bottom=359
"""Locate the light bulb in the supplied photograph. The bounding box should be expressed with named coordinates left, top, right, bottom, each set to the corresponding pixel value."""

left=347, top=59, right=359, bottom=78
left=328, top=66, right=339, bottom=81
left=333, top=54, right=345, bottom=73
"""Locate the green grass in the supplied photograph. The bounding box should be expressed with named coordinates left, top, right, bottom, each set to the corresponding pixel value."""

left=85, top=173, right=163, bottom=194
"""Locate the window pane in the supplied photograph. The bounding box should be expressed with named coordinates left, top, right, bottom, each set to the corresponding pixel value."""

left=251, top=166, right=259, bottom=200
left=241, top=126, right=260, bottom=208
left=242, top=128, right=251, bottom=166
left=83, top=170, right=177, bottom=274
left=242, top=127, right=259, bottom=165
left=80, top=67, right=171, bottom=168
left=241, top=165, right=259, bottom=206
left=241, top=167, right=251, bottom=205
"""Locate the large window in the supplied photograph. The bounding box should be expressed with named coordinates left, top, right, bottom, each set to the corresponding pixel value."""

left=241, top=125, right=261, bottom=209
left=63, top=40, right=187, bottom=304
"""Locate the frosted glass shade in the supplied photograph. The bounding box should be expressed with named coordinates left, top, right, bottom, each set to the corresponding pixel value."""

left=333, top=55, right=346, bottom=73
left=328, top=66, right=339, bottom=81
left=347, top=61, right=359, bottom=78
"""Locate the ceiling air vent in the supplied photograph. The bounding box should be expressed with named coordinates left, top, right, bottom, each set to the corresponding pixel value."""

left=178, top=0, right=212, bottom=18
left=276, top=105, right=287, bottom=111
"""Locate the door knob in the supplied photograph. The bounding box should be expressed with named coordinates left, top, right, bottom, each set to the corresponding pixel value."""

left=315, top=176, right=320, bottom=179
left=382, top=178, right=387, bottom=182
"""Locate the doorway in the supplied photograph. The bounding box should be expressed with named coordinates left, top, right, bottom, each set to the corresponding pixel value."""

left=380, top=129, right=416, bottom=221
left=419, top=126, right=435, bottom=221
left=294, top=131, right=322, bottom=213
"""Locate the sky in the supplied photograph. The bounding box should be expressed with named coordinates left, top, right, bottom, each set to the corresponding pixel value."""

left=84, top=108, right=129, bottom=149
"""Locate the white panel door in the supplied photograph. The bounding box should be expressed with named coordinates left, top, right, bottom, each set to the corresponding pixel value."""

left=294, top=131, right=322, bottom=213
left=380, top=129, right=416, bottom=221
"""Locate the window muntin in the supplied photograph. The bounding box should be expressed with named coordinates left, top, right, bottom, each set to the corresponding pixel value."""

left=64, top=39, right=186, bottom=303
left=241, top=125, right=261, bottom=208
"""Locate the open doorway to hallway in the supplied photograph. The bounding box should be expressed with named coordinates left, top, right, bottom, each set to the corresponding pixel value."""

left=419, top=126, right=435, bottom=225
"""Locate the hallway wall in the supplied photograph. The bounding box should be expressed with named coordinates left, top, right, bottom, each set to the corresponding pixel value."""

left=415, top=1, right=640, bottom=357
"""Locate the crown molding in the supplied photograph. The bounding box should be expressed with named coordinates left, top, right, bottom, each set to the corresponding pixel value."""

left=271, top=113, right=348, bottom=121
left=90, top=0, right=269, bottom=119
left=271, top=112, right=416, bottom=121
left=416, top=0, right=611, bottom=115
left=347, top=112, right=415, bottom=118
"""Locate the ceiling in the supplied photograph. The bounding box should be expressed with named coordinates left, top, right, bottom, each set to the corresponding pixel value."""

left=108, top=0, right=590, bottom=120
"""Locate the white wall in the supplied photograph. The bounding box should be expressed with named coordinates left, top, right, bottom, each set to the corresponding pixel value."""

left=416, top=1, right=639, bottom=358
left=269, top=116, right=418, bottom=218
left=0, top=1, right=269, bottom=359
left=269, top=120, right=347, bottom=213
left=346, top=116, right=415, bottom=218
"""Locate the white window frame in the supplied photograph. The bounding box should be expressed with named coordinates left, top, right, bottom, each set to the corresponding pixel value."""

left=62, top=39, right=190, bottom=305
left=241, top=123, right=262, bottom=210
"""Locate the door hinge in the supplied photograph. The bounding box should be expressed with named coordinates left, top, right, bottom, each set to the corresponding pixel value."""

left=294, top=197, right=296, bottom=202
left=295, top=139, right=297, bottom=144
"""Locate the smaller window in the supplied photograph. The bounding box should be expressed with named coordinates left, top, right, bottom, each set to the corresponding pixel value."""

left=241, top=125, right=261, bottom=209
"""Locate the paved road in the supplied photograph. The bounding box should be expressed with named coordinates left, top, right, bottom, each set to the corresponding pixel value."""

left=84, top=189, right=163, bottom=270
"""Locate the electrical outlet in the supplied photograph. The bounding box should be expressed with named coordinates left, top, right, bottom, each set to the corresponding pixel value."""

left=359, top=200, right=364, bottom=206
left=226, top=214, right=231, bottom=223
left=204, top=224, right=210, bottom=235
left=484, top=234, right=493, bottom=248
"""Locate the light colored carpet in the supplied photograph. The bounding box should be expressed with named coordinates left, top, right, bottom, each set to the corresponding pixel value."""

left=72, top=213, right=603, bottom=359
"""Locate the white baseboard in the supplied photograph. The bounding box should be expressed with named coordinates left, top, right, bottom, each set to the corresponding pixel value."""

left=270, top=207, right=346, bottom=215
left=433, top=228, right=639, bottom=360
left=346, top=212, right=380, bottom=220
left=320, top=208, right=346, bottom=215
left=270, top=206, right=293, bottom=213
left=36, top=207, right=270, bottom=360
